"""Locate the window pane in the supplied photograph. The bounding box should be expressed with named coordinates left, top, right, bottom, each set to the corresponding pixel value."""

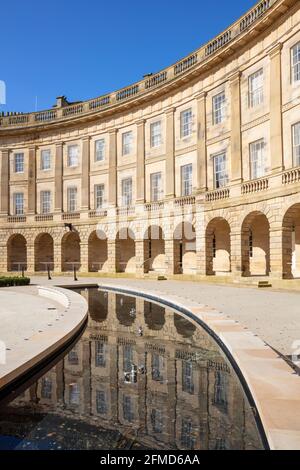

left=95, top=139, right=105, bottom=161
left=292, top=43, right=300, bottom=83
left=250, top=139, right=265, bottom=179
left=150, top=172, right=163, bottom=201
left=181, top=164, right=193, bottom=196
left=41, top=190, right=51, bottom=214
left=214, top=153, right=227, bottom=189
left=95, top=184, right=105, bottom=209
left=180, top=109, right=192, bottom=138
left=41, top=149, right=51, bottom=170
left=14, top=193, right=24, bottom=215
left=121, top=178, right=132, bottom=206
left=95, top=341, right=106, bottom=367
left=14, top=153, right=24, bottom=173
left=122, top=132, right=133, bottom=155
left=182, top=361, right=194, bottom=394
left=96, top=390, right=107, bottom=415
left=213, top=92, right=226, bottom=125
left=249, top=69, right=264, bottom=107
left=150, top=121, right=162, bottom=148
left=68, top=145, right=79, bottom=167
left=293, top=122, right=300, bottom=166
left=67, top=187, right=77, bottom=212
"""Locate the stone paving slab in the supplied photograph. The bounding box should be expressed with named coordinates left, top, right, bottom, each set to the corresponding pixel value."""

left=0, top=285, right=88, bottom=390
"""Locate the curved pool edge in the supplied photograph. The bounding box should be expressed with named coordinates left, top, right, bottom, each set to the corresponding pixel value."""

left=0, top=286, right=88, bottom=392
left=97, top=281, right=300, bottom=451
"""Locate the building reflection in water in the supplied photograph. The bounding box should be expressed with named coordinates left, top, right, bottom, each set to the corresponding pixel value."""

left=0, top=288, right=264, bottom=450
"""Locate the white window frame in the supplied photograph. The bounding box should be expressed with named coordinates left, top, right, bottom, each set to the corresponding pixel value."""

left=122, top=131, right=133, bottom=156
left=150, top=121, right=162, bottom=148
left=14, top=192, right=24, bottom=215
left=121, top=178, right=132, bottom=207
left=291, top=42, right=300, bottom=83
left=67, top=186, right=77, bottom=212
left=67, top=145, right=79, bottom=167
left=150, top=172, right=163, bottom=202
left=14, top=153, right=24, bottom=173
left=212, top=92, right=226, bottom=125
left=95, top=184, right=105, bottom=209
left=40, top=190, right=51, bottom=214
left=180, top=109, right=193, bottom=138
left=181, top=164, right=193, bottom=196
left=248, top=69, right=264, bottom=108
left=214, top=152, right=228, bottom=189
left=41, top=149, right=51, bottom=170
left=249, top=139, right=265, bottom=180
left=292, top=122, right=300, bottom=167
left=95, top=139, right=105, bottom=162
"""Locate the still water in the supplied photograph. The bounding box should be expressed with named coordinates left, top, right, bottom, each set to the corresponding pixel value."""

left=0, top=288, right=265, bottom=450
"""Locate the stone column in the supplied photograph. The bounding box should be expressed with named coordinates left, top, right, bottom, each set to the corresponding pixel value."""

left=135, top=239, right=145, bottom=275
left=81, top=137, right=90, bottom=211
left=79, top=242, right=89, bottom=273
left=136, top=120, right=145, bottom=203
left=54, top=143, right=63, bottom=213
left=107, top=239, right=117, bottom=273
left=108, top=130, right=117, bottom=207
left=0, top=149, right=9, bottom=216
left=196, top=92, right=207, bottom=192
left=0, top=241, right=8, bottom=272
left=165, top=108, right=175, bottom=199
left=269, top=226, right=283, bottom=279
left=230, top=230, right=243, bottom=277
left=27, top=242, right=35, bottom=273
left=165, top=238, right=176, bottom=275
left=269, top=43, right=283, bottom=173
left=53, top=241, right=62, bottom=273
left=27, top=146, right=36, bottom=214
left=230, top=72, right=243, bottom=184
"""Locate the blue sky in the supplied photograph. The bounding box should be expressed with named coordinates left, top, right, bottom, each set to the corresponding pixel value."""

left=0, top=0, right=255, bottom=113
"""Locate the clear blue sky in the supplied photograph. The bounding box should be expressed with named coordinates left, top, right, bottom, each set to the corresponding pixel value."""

left=0, top=0, right=255, bottom=113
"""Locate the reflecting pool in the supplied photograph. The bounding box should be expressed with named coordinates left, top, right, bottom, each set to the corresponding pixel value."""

left=0, top=288, right=265, bottom=450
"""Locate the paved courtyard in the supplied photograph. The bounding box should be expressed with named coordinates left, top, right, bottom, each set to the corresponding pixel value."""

left=30, top=275, right=300, bottom=357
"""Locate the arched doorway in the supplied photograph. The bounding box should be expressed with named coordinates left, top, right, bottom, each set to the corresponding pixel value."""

left=282, top=204, right=300, bottom=279
left=143, top=226, right=166, bottom=273
left=7, top=234, right=27, bottom=272
left=88, top=230, right=108, bottom=272
left=61, top=231, right=81, bottom=272
left=116, top=228, right=136, bottom=273
left=34, top=233, right=54, bottom=271
left=241, top=212, right=270, bottom=276
left=174, top=222, right=196, bottom=274
left=205, top=218, right=231, bottom=275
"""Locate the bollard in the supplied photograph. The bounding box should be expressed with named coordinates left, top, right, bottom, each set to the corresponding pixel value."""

left=47, top=265, right=52, bottom=281
left=73, top=266, right=78, bottom=282
left=21, top=266, right=25, bottom=278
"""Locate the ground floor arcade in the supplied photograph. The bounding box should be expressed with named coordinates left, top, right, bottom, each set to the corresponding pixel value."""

left=1, top=196, right=300, bottom=280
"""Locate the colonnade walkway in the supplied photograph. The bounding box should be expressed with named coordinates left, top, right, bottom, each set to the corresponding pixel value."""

left=29, top=275, right=300, bottom=359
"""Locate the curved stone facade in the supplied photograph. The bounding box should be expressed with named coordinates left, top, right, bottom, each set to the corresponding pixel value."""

left=0, top=0, right=300, bottom=279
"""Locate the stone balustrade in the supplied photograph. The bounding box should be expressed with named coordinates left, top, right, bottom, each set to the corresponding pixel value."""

left=7, top=215, right=27, bottom=223
left=89, top=209, right=108, bottom=218
left=240, top=0, right=272, bottom=32
left=174, top=54, right=198, bottom=75
left=282, top=167, right=300, bottom=185
left=144, top=201, right=165, bottom=212
left=205, top=188, right=230, bottom=202
left=241, top=177, right=269, bottom=194
left=62, top=212, right=81, bottom=220
left=145, top=71, right=168, bottom=89
left=35, top=214, right=54, bottom=222
left=174, top=195, right=196, bottom=207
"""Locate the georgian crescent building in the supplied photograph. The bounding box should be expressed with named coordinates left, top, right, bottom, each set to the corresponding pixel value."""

left=1, top=0, right=300, bottom=280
